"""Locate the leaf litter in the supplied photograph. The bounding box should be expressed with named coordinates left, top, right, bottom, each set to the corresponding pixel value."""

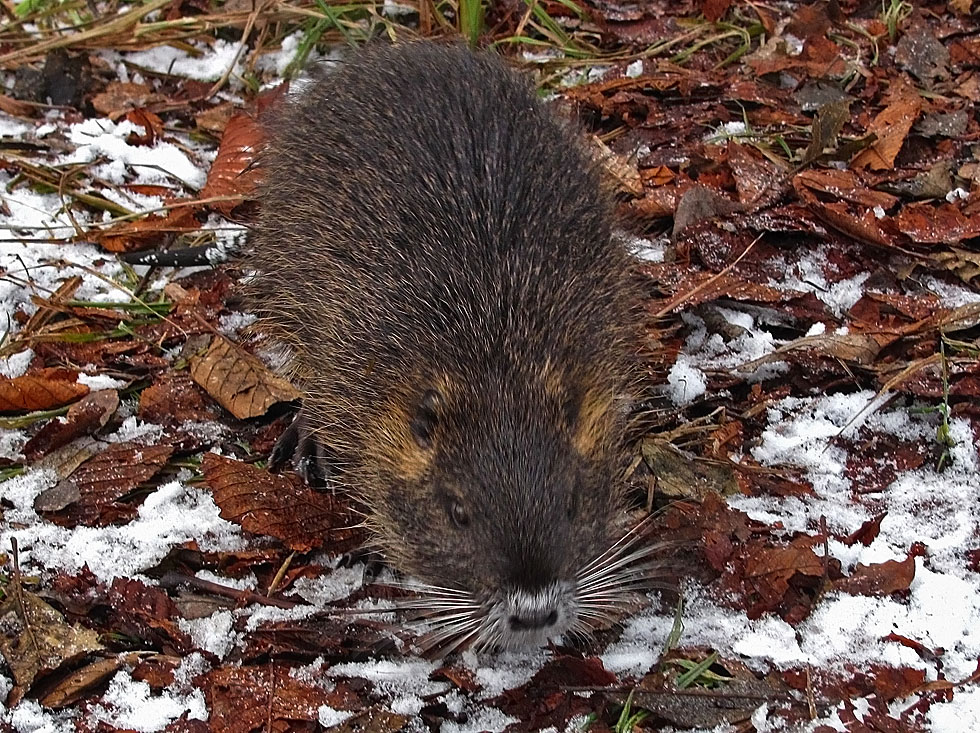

left=0, top=0, right=979, bottom=731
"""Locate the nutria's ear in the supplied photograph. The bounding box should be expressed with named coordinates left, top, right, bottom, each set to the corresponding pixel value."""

left=410, top=389, right=442, bottom=449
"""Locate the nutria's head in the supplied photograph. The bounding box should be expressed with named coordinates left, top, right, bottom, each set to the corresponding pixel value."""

left=362, top=361, right=643, bottom=652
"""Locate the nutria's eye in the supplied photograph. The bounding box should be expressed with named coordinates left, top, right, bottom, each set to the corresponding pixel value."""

left=449, top=500, right=470, bottom=528
left=562, top=390, right=583, bottom=428
left=567, top=486, right=580, bottom=521
left=410, top=388, right=441, bottom=449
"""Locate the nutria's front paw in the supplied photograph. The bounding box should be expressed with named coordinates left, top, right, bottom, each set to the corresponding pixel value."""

left=268, top=406, right=332, bottom=489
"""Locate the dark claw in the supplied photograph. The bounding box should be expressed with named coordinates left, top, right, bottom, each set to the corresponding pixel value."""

left=338, top=548, right=387, bottom=584
left=269, top=406, right=333, bottom=489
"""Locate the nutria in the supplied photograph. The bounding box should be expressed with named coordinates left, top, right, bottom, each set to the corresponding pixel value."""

left=247, top=41, right=646, bottom=651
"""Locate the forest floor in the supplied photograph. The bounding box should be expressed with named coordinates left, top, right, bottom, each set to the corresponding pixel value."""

left=1, top=0, right=979, bottom=731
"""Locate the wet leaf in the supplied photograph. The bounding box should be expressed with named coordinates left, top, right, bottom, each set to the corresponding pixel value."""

left=189, top=335, right=302, bottom=420
left=833, top=554, right=916, bottom=596
left=199, top=112, right=264, bottom=216
left=200, top=453, right=362, bottom=553
left=23, top=389, right=119, bottom=460
left=34, top=442, right=174, bottom=525
left=852, top=93, right=922, bottom=171
left=0, top=368, right=88, bottom=412
left=201, top=664, right=339, bottom=733
left=0, top=577, right=103, bottom=706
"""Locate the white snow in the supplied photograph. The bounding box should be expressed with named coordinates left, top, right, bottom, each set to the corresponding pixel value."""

left=1, top=24, right=977, bottom=733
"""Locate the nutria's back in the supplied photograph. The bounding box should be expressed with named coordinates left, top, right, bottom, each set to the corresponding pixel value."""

left=248, top=42, right=639, bottom=650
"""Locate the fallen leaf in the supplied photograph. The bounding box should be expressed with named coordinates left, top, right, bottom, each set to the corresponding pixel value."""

left=201, top=664, right=339, bottom=733
left=0, top=368, right=88, bottom=412
left=702, top=0, right=731, bottom=22
left=200, top=453, right=362, bottom=553
left=327, top=706, right=409, bottom=733
left=743, top=536, right=824, bottom=617
left=94, top=205, right=201, bottom=253
left=0, top=577, right=103, bottom=706
left=22, top=389, right=119, bottom=461
left=895, top=25, right=950, bottom=83
left=641, top=439, right=740, bottom=500
left=91, top=82, right=166, bottom=118
left=833, top=555, right=916, bottom=596
left=852, top=94, right=922, bottom=170
left=189, top=335, right=302, bottom=420
left=842, top=513, right=886, bottom=547
left=39, top=652, right=142, bottom=709
left=672, top=185, right=742, bottom=239
left=801, top=99, right=850, bottom=166
left=199, top=112, right=264, bottom=216
left=34, top=442, right=174, bottom=526
left=897, top=203, right=980, bottom=244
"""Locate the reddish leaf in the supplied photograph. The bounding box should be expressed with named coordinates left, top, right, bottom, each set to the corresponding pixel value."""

left=896, top=202, right=980, bottom=244
left=833, top=554, right=916, bottom=596
left=0, top=368, right=88, bottom=412
left=35, top=442, right=175, bottom=526
left=702, top=0, right=731, bottom=22
left=200, top=453, right=362, bottom=553
left=852, top=92, right=922, bottom=170
left=201, top=665, right=334, bottom=733
left=23, top=390, right=119, bottom=460
left=199, top=112, right=264, bottom=216
left=842, top=513, right=886, bottom=547
left=742, top=536, right=823, bottom=617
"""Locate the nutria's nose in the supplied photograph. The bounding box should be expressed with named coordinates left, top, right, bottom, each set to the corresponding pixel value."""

left=508, top=608, right=559, bottom=631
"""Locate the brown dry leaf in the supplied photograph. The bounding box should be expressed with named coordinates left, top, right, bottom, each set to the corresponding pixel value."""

left=0, top=368, right=88, bottom=412
left=189, top=335, right=302, bottom=420
left=739, top=331, right=894, bottom=370
left=22, top=389, right=119, bottom=460
left=94, top=205, right=201, bottom=253
left=0, top=578, right=103, bottom=706
left=743, top=536, right=823, bottom=615
left=122, top=108, right=165, bottom=146
left=794, top=169, right=898, bottom=210
left=593, top=136, right=644, bottom=196
left=199, top=112, right=264, bottom=216
left=195, top=101, right=236, bottom=135
left=91, top=82, right=166, bottom=118
left=641, top=164, right=676, bottom=187
left=327, top=707, right=410, bottom=733
left=801, top=99, right=850, bottom=166
left=852, top=94, right=923, bottom=170
left=842, top=513, right=886, bottom=547
left=641, top=439, right=740, bottom=500
left=897, top=203, right=980, bottom=244
left=201, top=453, right=362, bottom=553
left=39, top=652, right=142, bottom=709
left=702, top=0, right=732, bottom=22
left=950, top=0, right=973, bottom=12
left=832, top=554, right=915, bottom=596
left=931, top=247, right=980, bottom=285
left=201, top=664, right=339, bottom=733
left=34, top=442, right=174, bottom=525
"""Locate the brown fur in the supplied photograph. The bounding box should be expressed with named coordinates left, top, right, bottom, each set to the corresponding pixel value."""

left=246, top=41, right=638, bottom=624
